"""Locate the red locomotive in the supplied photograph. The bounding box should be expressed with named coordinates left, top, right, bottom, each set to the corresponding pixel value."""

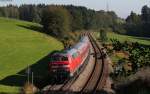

left=49, top=36, right=90, bottom=79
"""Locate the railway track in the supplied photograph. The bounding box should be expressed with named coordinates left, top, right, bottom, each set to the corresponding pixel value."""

left=79, top=33, right=108, bottom=93
left=43, top=32, right=108, bottom=94
left=58, top=53, right=91, bottom=92
left=43, top=62, right=88, bottom=93
left=43, top=33, right=91, bottom=94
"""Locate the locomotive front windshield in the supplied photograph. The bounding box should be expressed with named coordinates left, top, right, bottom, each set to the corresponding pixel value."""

left=50, top=56, right=68, bottom=62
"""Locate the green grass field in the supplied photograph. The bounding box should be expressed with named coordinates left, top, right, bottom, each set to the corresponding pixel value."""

left=0, top=17, right=63, bottom=93
left=94, top=31, right=150, bottom=45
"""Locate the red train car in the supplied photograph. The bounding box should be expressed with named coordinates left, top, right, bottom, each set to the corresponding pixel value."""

left=49, top=36, right=90, bottom=79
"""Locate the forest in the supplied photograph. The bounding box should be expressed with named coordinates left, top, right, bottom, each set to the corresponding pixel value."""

left=0, top=4, right=120, bottom=36
left=0, top=4, right=149, bottom=38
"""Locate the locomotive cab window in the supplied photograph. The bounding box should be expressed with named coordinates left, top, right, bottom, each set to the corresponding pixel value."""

left=50, top=56, right=68, bottom=61
left=62, top=56, right=68, bottom=61
left=50, top=56, right=60, bottom=61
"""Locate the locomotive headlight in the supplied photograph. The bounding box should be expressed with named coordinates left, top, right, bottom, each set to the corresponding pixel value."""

left=52, top=69, right=56, bottom=72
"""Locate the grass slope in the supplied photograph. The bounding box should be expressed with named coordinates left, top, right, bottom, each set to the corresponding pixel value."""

left=94, top=31, right=150, bottom=45
left=0, top=17, right=63, bottom=93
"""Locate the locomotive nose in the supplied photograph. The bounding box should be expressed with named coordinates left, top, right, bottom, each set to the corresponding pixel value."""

left=51, top=63, right=70, bottom=68
left=50, top=61, right=70, bottom=72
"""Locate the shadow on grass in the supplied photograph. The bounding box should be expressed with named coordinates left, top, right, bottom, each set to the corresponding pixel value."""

left=0, top=50, right=61, bottom=89
left=0, top=75, right=26, bottom=86
left=17, top=24, right=43, bottom=33
left=17, top=24, right=61, bottom=41
left=139, top=43, right=150, bottom=48
left=133, top=37, right=150, bottom=41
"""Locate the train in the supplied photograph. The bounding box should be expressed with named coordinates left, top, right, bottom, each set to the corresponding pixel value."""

left=49, top=36, right=91, bottom=79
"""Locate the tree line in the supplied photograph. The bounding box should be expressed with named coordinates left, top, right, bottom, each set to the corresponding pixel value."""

left=125, top=5, right=150, bottom=37
left=0, top=4, right=119, bottom=32
left=0, top=4, right=44, bottom=23
left=1, top=4, right=150, bottom=38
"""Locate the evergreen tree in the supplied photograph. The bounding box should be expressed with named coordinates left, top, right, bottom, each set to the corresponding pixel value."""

left=99, top=29, right=107, bottom=42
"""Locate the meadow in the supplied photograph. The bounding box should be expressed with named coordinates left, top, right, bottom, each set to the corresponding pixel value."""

left=0, top=17, right=63, bottom=93
left=94, top=31, right=150, bottom=45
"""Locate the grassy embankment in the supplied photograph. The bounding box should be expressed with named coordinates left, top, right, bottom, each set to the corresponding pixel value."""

left=0, top=17, right=63, bottom=93
left=94, top=29, right=150, bottom=94
left=93, top=31, right=150, bottom=63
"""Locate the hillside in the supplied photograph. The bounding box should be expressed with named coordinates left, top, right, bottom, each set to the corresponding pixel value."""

left=107, top=32, right=150, bottom=45
left=94, top=31, right=150, bottom=45
left=0, top=17, right=63, bottom=93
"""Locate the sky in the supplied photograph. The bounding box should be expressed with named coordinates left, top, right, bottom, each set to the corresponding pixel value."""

left=0, top=0, right=149, bottom=18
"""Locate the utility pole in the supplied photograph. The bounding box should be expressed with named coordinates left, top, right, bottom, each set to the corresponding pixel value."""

left=32, top=72, right=33, bottom=85
left=32, top=72, right=34, bottom=92
left=106, top=1, right=109, bottom=12
left=28, top=65, right=29, bottom=84
left=27, top=64, right=30, bottom=84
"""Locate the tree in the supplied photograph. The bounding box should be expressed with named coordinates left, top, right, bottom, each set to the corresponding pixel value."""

left=125, top=11, right=142, bottom=36
left=0, top=7, right=6, bottom=17
left=99, top=29, right=107, bottom=42
left=141, top=5, right=150, bottom=37
left=141, top=5, right=150, bottom=24
left=65, top=5, right=84, bottom=31
left=125, top=5, right=150, bottom=37
left=41, top=6, right=71, bottom=38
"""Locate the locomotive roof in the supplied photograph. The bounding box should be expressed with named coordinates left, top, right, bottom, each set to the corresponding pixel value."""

left=80, top=36, right=89, bottom=42
left=65, top=37, right=89, bottom=54
left=51, top=48, right=78, bottom=56
left=66, top=48, right=78, bottom=55
left=74, top=42, right=83, bottom=48
left=74, top=42, right=85, bottom=50
left=51, top=36, right=88, bottom=57
left=52, top=52, right=67, bottom=56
